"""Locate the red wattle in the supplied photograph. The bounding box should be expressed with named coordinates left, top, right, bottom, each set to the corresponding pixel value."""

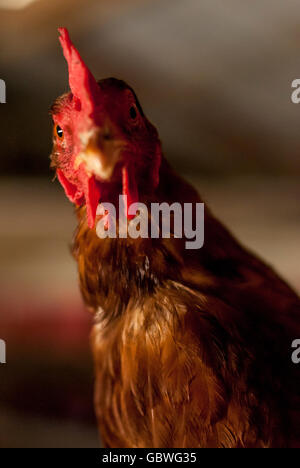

left=82, top=171, right=101, bottom=229
left=57, top=168, right=101, bottom=228
left=57, top=169, right=84, bottom=206
left=122, top=165, right=138, bottom=220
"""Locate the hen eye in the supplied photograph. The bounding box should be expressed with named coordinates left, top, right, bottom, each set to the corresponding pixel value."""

left=129, top=106, right=137, bottom=120
left=56, top=125, right=64, bottom=139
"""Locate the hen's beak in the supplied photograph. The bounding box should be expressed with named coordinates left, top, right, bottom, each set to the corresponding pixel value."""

left=75, top=128, right=122, bottom=181
left=71, top=128, right=138, bottom=228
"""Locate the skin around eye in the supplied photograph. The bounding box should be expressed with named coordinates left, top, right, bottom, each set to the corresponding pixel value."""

left=56, top=125, right=64, bottom=139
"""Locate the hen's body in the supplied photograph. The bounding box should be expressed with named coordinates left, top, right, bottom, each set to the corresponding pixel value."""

left=73, top=160, right=300, bottom=448
left=52, top=28, right=300, bottom=448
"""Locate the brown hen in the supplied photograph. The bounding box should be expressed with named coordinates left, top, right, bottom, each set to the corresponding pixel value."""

left=50, top=28, right=300, bottom=448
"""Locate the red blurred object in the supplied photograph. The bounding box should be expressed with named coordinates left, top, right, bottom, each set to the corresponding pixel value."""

left=0, top=292, right=95, bottom=427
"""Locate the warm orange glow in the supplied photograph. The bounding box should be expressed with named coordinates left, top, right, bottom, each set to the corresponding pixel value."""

left=0, top=0, right=38, bottom=9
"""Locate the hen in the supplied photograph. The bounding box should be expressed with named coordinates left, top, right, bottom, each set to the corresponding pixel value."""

left=50, top=28, right=300, bottom=448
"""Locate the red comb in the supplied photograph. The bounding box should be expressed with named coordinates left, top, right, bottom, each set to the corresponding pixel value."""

left=58, top=27, right=100, bottom=115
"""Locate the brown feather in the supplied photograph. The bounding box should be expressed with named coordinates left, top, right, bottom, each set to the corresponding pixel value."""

left=71, top=158, right=300, bottom=447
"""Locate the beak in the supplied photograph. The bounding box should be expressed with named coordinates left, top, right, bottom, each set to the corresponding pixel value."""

left=75, top=128, right=122, bottom=181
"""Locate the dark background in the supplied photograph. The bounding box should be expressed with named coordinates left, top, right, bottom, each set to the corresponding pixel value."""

left=0, top=0, right=300, bottom=447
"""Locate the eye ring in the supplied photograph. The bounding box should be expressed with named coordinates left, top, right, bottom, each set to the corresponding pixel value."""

left=129, top=105, right=137, bottom=120
left=55, top=125, right=64, bottom=139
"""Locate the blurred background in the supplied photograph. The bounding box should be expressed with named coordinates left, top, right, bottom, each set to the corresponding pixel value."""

left=1, top=0, right=300, bottom=447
